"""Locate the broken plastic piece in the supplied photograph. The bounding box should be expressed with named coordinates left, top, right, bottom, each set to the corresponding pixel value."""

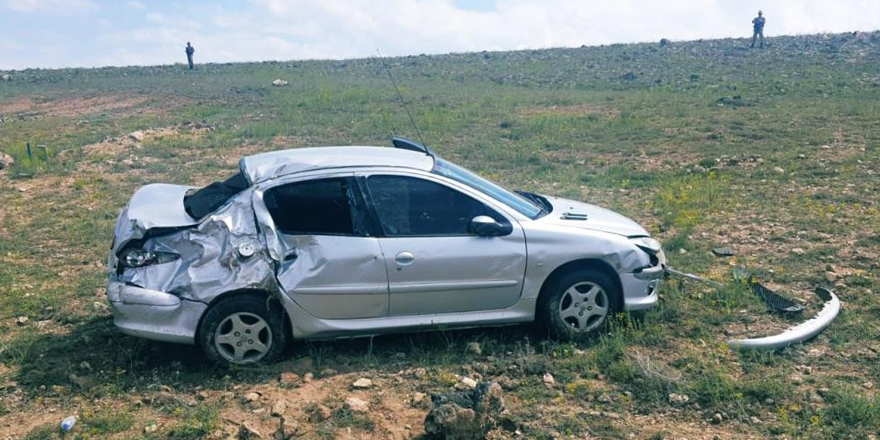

left=748, top=281, right=804, bottom=314
left=728, top=288, right=840, bottom=351
left=711, top=247, right=735, bottom=257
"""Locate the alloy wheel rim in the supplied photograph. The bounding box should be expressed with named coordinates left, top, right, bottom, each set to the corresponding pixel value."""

left=558, top=281, right=609, bottom=333
left=214, top=312, right=272, bottom=363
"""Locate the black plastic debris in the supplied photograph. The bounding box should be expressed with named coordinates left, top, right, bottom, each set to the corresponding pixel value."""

left=711, top=247, right=735, bottom=257
left=748, top=281, right=804, bottom=314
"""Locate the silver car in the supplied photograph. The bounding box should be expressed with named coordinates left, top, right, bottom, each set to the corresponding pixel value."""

left=107, top=138, right=665, bottom=365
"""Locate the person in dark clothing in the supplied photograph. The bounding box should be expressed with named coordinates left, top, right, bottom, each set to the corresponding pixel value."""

left=185, top=42, right=195, bottom=69
left=751, top=11, right=766, bottom=48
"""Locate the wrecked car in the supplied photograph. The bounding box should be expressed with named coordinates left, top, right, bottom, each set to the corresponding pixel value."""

left=107, top=138, right=665, bottom=365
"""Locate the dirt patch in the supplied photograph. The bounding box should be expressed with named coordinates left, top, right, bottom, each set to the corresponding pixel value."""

left=0, top=94, right=166, bottom=119
left=517, top=104, right=620, bottom=118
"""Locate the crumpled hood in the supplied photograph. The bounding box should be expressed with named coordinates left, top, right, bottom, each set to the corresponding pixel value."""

left=534, top=195, right=649, bottom=237
left=112, top=183, right=198, bottom=253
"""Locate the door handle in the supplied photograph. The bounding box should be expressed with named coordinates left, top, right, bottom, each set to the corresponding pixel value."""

left=395, top=251, right=415, bottom=266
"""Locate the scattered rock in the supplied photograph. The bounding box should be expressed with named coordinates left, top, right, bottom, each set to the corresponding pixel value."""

left=466, top=342, right=482, bottom=355
left=243, top=392, right=260, bottom=403
left=128, top=131, right=145, bottom=142
left=455, top=377, right=478, bottom=390
left=797, top=154, right=807, bottom=159
left=791, top=247, right=806, bottom=256
left=344, top=396, right=370, bottom=413
left=412, top=392, right=431, bottom=409
left=660, top=38, right=670, bottom=47
left=821, top=144, right=831, bottom=150
left=352, top=378, right=373, bottom=389
left=773, top=166, right=786, bottom=174
left=302, top=372, right=314, bottom=383
left=795, top=365, right=813, bottom=375
left=863, top=382, right=874, bottom=389
left=15, top=316, right=28, bottom=326
left=308, top=404, right=332, bottom=423
left=542, top=373, right=555, bottom=386
left=0, top=150, right=13, bottom=170
left=279, top=372, right=300, bottom=385
left=79, top=361, right=92, bottom=372
left=319, top=368, right=337, bottom=377
left=825, top=271, right=838, bottom=282
left=808, top=392, right=825, bottom=403
left=750, top=416, right=763, bottom=424
left=272, top=79, right=289, bottom=87
left=238, top=422, right=262, bottom=439
left=271, top=400, right=288, bottom=417
left=621, top=72, right=637, bottom=81
left=274, top=417, right=298, bottom=440
left=424, top=381, right=505, bottom=440
left=712, top=413, right=723, bottom=424
left=288, top=356, right=315, bottom=374
left=668, top=393, right=690, bottom=405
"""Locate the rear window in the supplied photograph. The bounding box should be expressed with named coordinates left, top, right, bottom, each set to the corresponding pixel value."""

left=183, top=172, right=249, bottom=220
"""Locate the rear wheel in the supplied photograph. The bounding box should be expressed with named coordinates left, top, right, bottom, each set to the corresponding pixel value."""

left=199, top=294, right=287, bottom=365
left=539, top=269, right=621, bottom=340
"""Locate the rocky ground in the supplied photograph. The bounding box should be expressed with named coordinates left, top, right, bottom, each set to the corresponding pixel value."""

left=1, top=31, right=880, bottom=439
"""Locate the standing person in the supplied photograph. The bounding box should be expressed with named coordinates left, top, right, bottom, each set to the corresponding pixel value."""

left=185, top=42, right=195, bottom=69
left=750, top=11, right=766, bottom=49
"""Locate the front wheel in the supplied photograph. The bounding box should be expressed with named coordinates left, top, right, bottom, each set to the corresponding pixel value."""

left=539, top=269, right=622, bottom=340
left=199, top=294, right=288, bottom=366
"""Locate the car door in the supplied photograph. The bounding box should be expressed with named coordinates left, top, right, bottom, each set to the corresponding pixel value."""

left=254, top=174, right=389, bottom=319
left=362, top=173, right=527, bottom=316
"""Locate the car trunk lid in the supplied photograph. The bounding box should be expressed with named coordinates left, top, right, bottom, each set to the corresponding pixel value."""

left=112, top=183, right=198, bottom=254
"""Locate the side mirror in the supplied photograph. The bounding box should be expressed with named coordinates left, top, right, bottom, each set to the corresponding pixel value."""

left=468, top=215, right=512, bottom=237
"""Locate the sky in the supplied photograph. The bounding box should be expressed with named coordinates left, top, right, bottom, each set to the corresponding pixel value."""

left=1, top=0, right=879, bottom=70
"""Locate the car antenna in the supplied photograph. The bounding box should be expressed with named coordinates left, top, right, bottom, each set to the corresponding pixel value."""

left=376, top=49, right=430, bottom=152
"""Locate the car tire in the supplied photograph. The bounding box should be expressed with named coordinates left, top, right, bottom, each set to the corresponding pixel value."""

left=539, top=269, right=622, bottom=341
left=199, top=294, right=288, bottom=366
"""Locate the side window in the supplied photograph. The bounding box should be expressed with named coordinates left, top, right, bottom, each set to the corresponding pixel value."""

left=366, top=175, right=506, bottom=236
left=264, top=177, right=361, bottom=236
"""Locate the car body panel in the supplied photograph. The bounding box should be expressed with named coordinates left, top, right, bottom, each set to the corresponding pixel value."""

left=107, top=145, right=664, bottom=347
left=111, top=183, right=198, bottom=254
left=357, top=170, right=528, bottom=316
left=517, top=220, right=664, bottom=309
left=241, top=146, right=434, bottom=184
left=537, top=196, right=649, bottom=238
left=114, top=187, right=279, bottom=303
left=274, top=234, right=390, bottom=319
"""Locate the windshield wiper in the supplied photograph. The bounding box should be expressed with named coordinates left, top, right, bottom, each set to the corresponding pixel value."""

left=516, top=190, right=551, bottom=217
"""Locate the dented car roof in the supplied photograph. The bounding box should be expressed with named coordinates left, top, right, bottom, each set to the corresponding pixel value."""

left=239, top=146, right=435, bottom=184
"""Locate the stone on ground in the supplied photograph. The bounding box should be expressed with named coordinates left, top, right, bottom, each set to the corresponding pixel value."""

left=424, top=381, right=505, bottom=440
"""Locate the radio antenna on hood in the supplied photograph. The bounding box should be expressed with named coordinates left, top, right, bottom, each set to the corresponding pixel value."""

left=376, top=49, right=428, bottom=149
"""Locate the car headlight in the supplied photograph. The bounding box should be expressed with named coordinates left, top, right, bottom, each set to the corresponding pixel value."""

left=631, top=237, right=662, bottom=255
left=119, top=249, right=179, bottom=268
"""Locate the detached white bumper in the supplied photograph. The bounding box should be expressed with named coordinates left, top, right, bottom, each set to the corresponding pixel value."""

left=106, top=281, right=207, bottom=344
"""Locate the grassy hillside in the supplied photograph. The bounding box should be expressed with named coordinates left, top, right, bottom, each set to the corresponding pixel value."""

left=1, top=31, right=879, bottom=439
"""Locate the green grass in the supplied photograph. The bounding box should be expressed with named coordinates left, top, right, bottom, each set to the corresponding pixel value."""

left=2, top=31, right=880, bottom=438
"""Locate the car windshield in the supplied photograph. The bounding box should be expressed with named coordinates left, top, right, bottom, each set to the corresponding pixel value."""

left=432, top=158, right=544, bottom=218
